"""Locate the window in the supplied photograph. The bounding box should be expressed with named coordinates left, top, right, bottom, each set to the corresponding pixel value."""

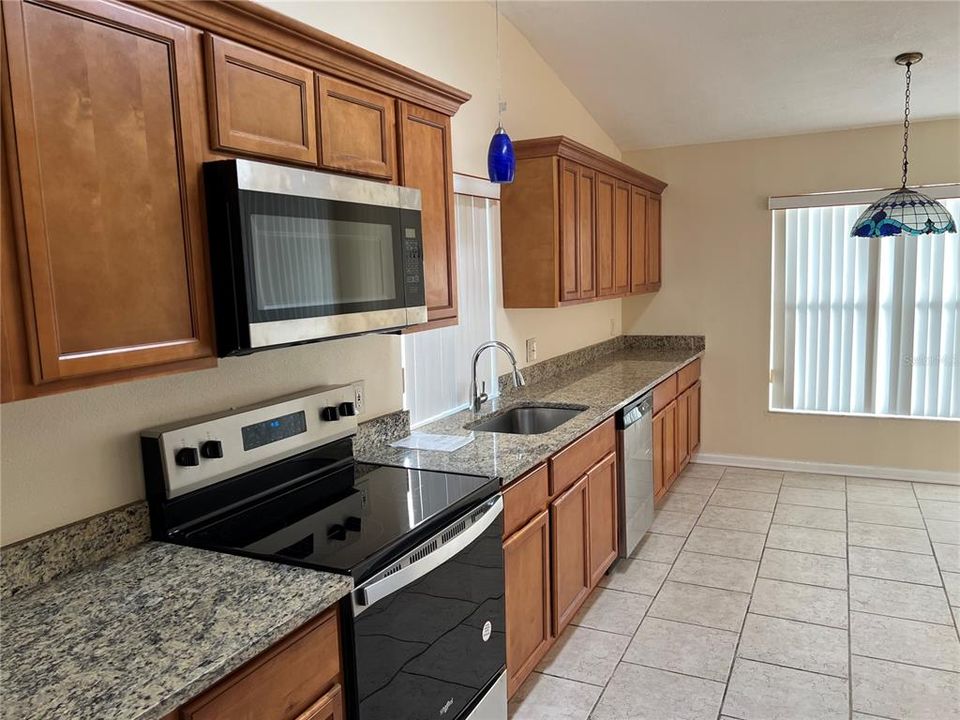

left=769, top=195, right=959, bottom=420
left=402, top=188, right=499, bottom=427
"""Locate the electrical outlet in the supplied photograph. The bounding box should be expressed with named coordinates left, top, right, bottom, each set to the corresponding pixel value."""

left=526, top=337, right=537, bottom=362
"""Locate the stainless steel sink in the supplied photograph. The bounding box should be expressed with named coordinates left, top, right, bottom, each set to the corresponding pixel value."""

left=468, top=405, right=587, bottom=435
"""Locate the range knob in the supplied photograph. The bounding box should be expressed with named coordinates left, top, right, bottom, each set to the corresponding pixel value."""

left=338, top=402, right=356, bottom=417
left=174, top=447, right=200, bottom=467
left=327, top=524, right=347, bottom=541
left=321, top=406, right=340, bottom=422
left=200, top=440, right=223, bottom=459
left=345, top=516, right=362, bottom=532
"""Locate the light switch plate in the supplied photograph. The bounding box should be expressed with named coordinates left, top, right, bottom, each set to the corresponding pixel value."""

left=526, top=337, right=537, bottom=362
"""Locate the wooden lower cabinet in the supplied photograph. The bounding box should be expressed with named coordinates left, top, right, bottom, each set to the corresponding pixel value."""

left=688, top=381, right=702, bottom=453
left=503, top=509, right=552, bottom=698
left=586, top=451, right=618, bottom=586
left=653, top=360, right=703, bottom=499
left=176, top=607, right=343, bottom=720
left=550, top=475, right=591, bottom=635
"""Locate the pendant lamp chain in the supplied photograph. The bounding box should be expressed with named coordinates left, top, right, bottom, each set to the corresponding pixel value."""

left=900, top=60, right=912, bottom=189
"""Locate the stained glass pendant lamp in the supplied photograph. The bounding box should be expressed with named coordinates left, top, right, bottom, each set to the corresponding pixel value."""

left=487, top=0, right=515, bottom=183
left=851, top=53, right=957, bottom=237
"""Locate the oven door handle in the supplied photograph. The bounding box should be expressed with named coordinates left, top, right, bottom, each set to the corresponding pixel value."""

left=353, top=495, right=503, bottom=615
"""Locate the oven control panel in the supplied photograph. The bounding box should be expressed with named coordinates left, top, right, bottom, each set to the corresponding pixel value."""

left=142, top=382, right=365, bottom=499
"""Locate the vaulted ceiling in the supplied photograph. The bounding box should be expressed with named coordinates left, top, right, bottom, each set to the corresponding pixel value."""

left=501, top=1, right=960, bottom=149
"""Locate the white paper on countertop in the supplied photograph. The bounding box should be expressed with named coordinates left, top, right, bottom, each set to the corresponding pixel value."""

left=389, top=433, right=474, bottom=452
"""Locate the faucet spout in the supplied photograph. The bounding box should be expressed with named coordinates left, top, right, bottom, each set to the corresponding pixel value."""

left=471, top=340, right=525, bottom=412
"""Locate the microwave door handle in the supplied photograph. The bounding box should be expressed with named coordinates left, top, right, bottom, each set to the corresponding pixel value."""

left=353, top=495, right=503, bottom=615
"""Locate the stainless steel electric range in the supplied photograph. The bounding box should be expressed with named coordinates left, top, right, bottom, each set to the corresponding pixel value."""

left=141, top=384, right=507, bottom=720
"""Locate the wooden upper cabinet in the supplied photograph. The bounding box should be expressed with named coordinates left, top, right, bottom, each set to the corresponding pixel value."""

left=501, top=136, right=665, bottom=308
left=646, top=193, right=662, bottom=287
left=577, top=167, right=597, bottom=300
left=317, top=75, right=396, bottom=180
left=596, top=173, right=616, bottom=298
left=630, top=187, right=648, bottom=292
left=398, top=102, right=457, bottom=325
left=613, top=181, right=631, bottom=296
left=205, top=34, right=318, bottom=164
left=586, top=451, right=618, bottom=586
left=559, top=161, right=580, bottom=303
left=2, top=0, right=213, bottom=385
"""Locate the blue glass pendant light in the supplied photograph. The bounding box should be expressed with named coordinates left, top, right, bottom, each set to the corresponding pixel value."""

left=852, top=53, right=957, bottom=238
left=487, top=0, right=516, bottom=183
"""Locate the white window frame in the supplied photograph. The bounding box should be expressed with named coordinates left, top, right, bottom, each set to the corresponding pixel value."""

left=768, top=184, right=960, bottom=423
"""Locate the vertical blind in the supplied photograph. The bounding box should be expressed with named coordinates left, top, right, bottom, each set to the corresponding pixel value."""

left=402, top=193, right=499, bottom=427
left=770, top=198, right=960, bottom=419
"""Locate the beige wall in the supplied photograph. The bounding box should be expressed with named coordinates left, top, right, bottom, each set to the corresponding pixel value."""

left=623, top=119, right=960, bottom=475
left=0, top=1, right=620, bottom=544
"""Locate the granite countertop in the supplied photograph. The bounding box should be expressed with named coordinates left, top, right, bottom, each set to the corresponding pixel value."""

left=356, top=346, right=702, bottom=484
left=1, top=542, right=352, bottom=720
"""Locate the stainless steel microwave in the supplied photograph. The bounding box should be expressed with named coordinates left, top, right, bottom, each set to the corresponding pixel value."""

left=203, top=159, right=426, bottom=356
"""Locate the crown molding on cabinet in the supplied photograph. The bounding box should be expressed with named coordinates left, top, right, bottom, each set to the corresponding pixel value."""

left=129, top=0, right=471, bottom=116
left=513, top=136, right=668, bottom=195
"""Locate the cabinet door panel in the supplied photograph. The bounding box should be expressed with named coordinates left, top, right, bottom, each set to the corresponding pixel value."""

left=205, top=34, right=318, bottom=164
left=630, top=187, right=647, bottom=292
left=398, top=103, right=457, bottom=323
left=689, top=381, right=701, bottom=454
left=559, top=160, right=580, bottom=302
left=318, top=76, right=396, bottom=180
left=551, top=475, right=590, bottom=635
left=652, top=411, right=665, bottom=498
left=577, top=167, right=596, bottom=299
left=3, top=0, right=213, bottom=381
left=663, top=401, right=677, bottom=490
left=676, top=390, right=690, bottom=473
left=646, top=193, right=662, bottom=286
left=613, top=181, right=631, bottom=295
left=596, top=173, right=615, bottom=297
left=296, top=685, right=344, bottom=720
left=504, top=509, right=552, bottom=698
left=587, top=452, right=618, bottom=586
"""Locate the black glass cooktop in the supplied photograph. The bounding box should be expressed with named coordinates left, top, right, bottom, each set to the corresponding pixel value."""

left=183, top=454, right=497, bottom=580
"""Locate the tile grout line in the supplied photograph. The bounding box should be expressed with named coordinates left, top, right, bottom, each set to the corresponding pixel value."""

left=714, top=466, right=784, bottom=720
left=587, top=467, right=728, bottom=720
left=849, top=651, right=960, bottom=676
left=910, top=481, right=960, bottom=645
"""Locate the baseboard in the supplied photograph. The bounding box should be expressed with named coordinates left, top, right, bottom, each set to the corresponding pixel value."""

left=691, top=452, right=960, bottom=486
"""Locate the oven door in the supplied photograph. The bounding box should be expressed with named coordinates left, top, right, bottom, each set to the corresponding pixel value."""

left=348, top=496, right=506, bottom=720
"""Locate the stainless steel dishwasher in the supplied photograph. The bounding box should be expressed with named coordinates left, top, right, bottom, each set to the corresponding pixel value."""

left=617, top=393, right=655, bottom=558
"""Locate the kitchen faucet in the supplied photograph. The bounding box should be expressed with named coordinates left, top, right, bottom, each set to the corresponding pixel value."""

left=471, top=341, right=526, bottom=412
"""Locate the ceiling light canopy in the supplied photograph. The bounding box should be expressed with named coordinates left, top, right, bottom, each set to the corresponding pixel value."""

left=851, top=52, right=956, bottom=238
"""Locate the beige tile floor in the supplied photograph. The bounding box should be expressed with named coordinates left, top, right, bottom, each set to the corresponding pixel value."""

left=508, top=464, right=960, bottom=720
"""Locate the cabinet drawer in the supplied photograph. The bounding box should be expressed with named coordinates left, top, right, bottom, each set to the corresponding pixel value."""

left=503, top=463, right=549, bottom=538
left=678, top=359, right=701, bottom=392
left=549, top=418, right=615, bottom=496
left=181, top=608, right=340, bottom=720
left=652, top=374, right=678, bottom=414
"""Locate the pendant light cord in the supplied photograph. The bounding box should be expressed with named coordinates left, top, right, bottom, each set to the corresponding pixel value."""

left=495, top=0, right=503, bottom=128
left=901, top=61, right=912, bottom=189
